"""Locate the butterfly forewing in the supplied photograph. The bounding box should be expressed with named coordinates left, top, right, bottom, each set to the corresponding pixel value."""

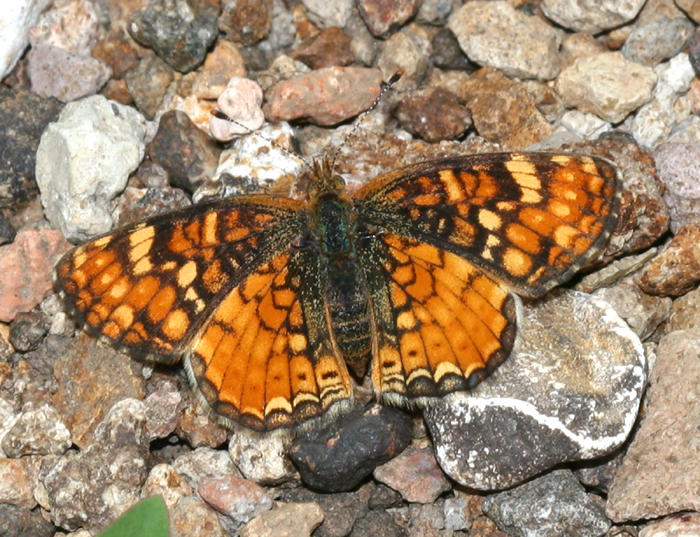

left=54, top=196, right=305, bottom=363
left=354, top=152, right=620, bottom=297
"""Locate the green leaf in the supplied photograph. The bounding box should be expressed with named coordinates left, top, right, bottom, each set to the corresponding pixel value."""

left=96, top=496, right=169, bottom=537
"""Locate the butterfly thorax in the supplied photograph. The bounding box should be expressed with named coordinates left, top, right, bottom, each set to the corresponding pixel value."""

left=307, top=160, right=373, bottom=379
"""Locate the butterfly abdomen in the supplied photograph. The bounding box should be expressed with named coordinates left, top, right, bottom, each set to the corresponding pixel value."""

left=325, top=263, right=373, bottom=379
left=311, top=194, right=373, bottom=379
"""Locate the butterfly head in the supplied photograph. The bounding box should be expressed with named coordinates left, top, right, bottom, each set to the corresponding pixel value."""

left=308, top=157, right=347, bottom=202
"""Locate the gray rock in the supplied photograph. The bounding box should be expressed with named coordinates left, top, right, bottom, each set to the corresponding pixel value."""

left=424, top=291, right=646, bottom=490
left=654, top=142, right=700, bottom=232
left=300, top=0, right=353, bottom=28
left=555, top=52, right=656, bottom=124
left=541, top=0, right=646, bottom=33
left=592, top=279, right=672, bottom=341
left=448, top=1, right=562, bottom=80
left=27, top=44, right=112, bottom=102
left=35, top=95, right=147, bottom=241
left=228, top=428, right=297, bottom=485
left=631, top=53, right=695, bottom=149
left=622, top=17, right=694, bottom=66
left=483, top=470, right=610, bottom=537
left=1, top=404, right=71, bottom=457
left=36, top=399, right=149, bottom=533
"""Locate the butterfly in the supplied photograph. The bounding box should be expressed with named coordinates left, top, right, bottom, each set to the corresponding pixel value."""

left=54, top=151, right=620, bottom=431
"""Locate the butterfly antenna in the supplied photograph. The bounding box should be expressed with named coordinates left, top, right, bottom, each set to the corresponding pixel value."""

left=210, top=110, right=315, bottom=174
left=327, top=70, right=403, bottom=173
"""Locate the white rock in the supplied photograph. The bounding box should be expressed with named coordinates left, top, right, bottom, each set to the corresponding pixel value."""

left=35, top=95, right=147, bottom=241
left=300, top=0, right=353, bottom=28
left=541, top=0, right=646, bottom=33
left=0, top=0, right=53, bottom=79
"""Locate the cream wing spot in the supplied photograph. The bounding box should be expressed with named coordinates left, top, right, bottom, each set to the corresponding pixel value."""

left=478, top=209, right=502, bottom=231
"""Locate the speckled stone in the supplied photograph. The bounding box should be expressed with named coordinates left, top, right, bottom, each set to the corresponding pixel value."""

left=606, top=328, right=700, bottom=522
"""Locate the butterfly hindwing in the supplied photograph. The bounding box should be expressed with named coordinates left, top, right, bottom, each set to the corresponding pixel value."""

left=360, top=233, right=517, bottom=402
left=185, top=247, right=352, bottom=431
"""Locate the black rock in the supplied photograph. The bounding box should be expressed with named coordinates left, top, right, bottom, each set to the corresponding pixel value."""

left=288, top=403, right=412, bottom=492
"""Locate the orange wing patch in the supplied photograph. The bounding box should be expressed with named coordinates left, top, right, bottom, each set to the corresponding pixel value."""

left=369, top=234, right=517, bottom=402
left=186, top=250, right=352, bottom=431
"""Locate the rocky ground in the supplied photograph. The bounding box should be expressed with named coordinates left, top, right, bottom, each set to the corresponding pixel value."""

left=0, top=0, right=698, bottom=536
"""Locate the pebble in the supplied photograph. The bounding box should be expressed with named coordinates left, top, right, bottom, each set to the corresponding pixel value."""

left=127, top=0, right=218, bottom=73
left=240, top=502, right=324, bottom=537
left=639, top=222, right=700, bottom=297
left=357, top=0, right=420, bottom=38
left=27, top=44, right=112, bottom=102
left=555, top=52, right=657, bottom=124
left=147, top=109, right=220, bottom=192
left=0, top=229, right=69, bottom=323
left=228, top=429, right=298, bottom=485
left=457, top=68, right=551, bottom=149
left=0, top=503, right=54, bottom=537
left=373, top=446, right=451, bottom=503
left=289, top=404, right=412, bottom=492
left=300, top=0, right=354, bottom=28
left=219, top=0, right=273, bottom=46
left=0, top=0, right=51, bottom=78
left=209, top=77, right=265, bottom=142
left=191, top=39, right=247, bottom=100
left=37, top=399, right=149, bottom=534
left=541, top=0, right=646, bottom=33
left=425, top=291, right=646, bottom=490
left=35, top=95, right=147, bottom=241
left=141, top=463, right=193, bottom=509
left=376, top=27, right=432, bottom=90
left=1, top=404, right=71, bottom=457
left=593, top=278, right=672, bottom=341
left=264, top=66, right=383, bottom=126
left=667, top=286, right=700, bottom=332
left=606, top=328, right=700, bottom=521
left=621, top=17, right=694, bottom=66
left=631, top=53, right=696, bottom=148
left=291, top=27, right=354, bottom=69
left=198, top=475, right=273, bottom=528
left=0, top=86, right=59, bottom=207
left=125, top=55, right=174, bottom=119
left=0, top=457, right=40, bottom=509
left=639, top=512, right=700, bottom=537
left=394, top=87, right=471, bottom=143
left=448, top=1, right=562, bottom=81
left=170, top=496, right=226, bottom=537
left=51, top=338, right=146, bottom=449
left=654, top=142, right=700, bottom=233
left=483, top=470, right=610, bottom=537
left=675, top=0, right=700, bottom=22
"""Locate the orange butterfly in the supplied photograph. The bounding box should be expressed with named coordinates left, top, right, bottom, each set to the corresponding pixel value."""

left=55, top=152, right=619, bottom=431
